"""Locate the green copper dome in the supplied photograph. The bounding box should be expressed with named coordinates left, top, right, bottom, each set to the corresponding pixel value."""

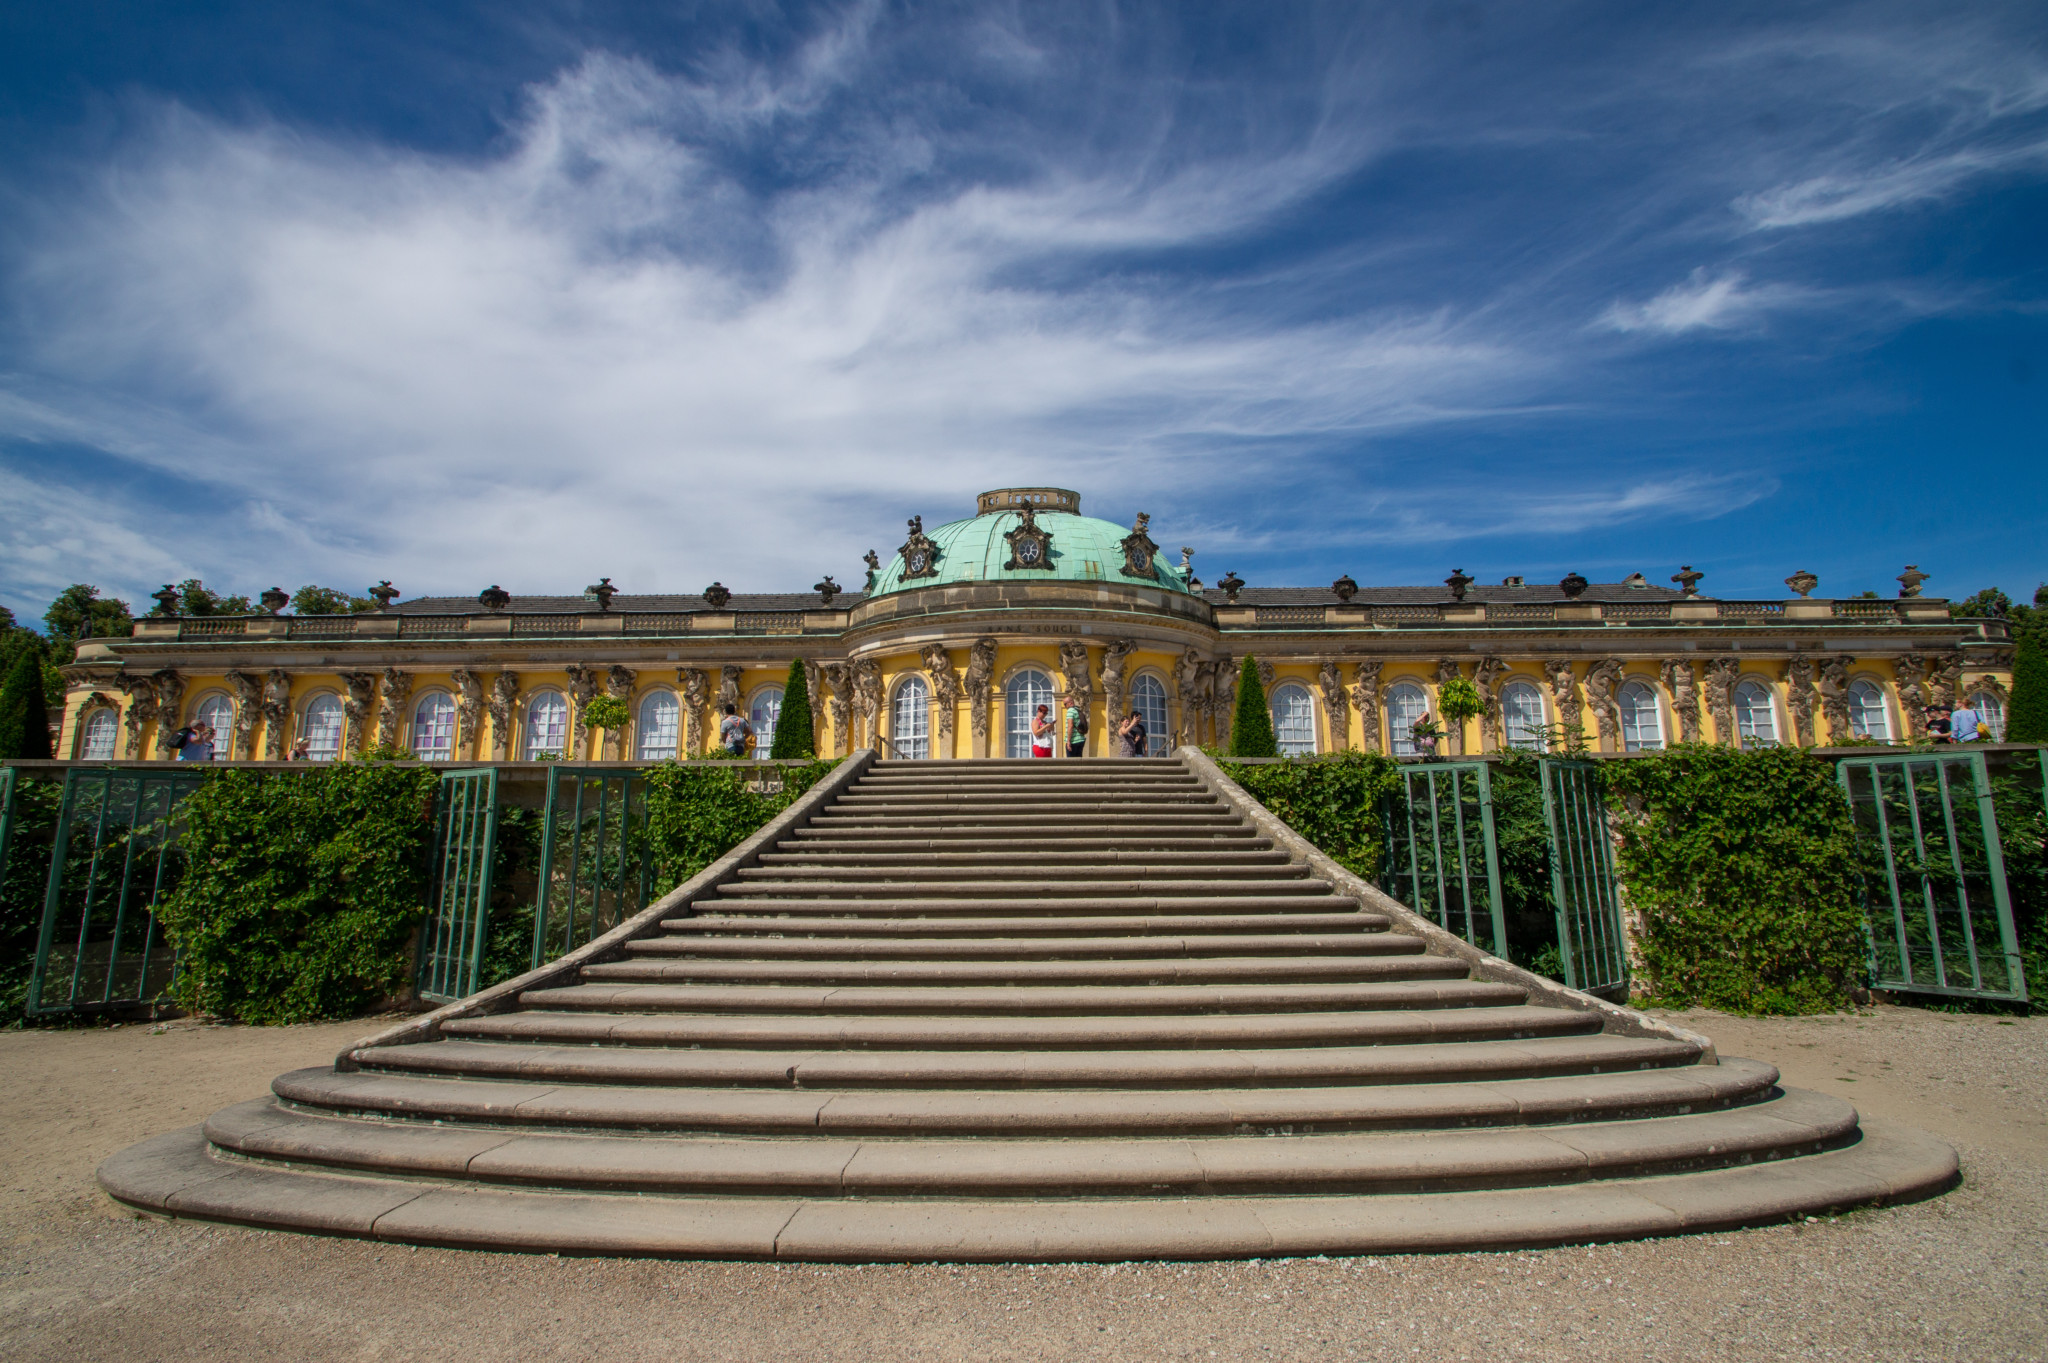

left=867, top=488, right=1195, bottom=598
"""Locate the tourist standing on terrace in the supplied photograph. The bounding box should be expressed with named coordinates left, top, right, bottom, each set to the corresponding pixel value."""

left=1031, top=704, right=1054, bottom=758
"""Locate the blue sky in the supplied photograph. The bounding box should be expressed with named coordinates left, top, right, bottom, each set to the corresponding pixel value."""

left=1, top=1, right=2043, bottom=622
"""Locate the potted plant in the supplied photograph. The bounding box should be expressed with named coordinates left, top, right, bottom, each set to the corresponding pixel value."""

left=1437, top=675, right=1484, bottom=756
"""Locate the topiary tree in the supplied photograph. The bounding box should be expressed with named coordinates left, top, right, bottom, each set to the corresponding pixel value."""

left=0, top=645, right=52, bottom=760
left=771, top=659, right=816, bottom=758
left=1438, top=675, right=1484, bottom=755
left=2009, top=633, right=2048, bottom=743
left=1229, top=656, right=1277, bottom=757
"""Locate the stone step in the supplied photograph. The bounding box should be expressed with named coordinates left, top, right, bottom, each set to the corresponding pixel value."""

left=523, top=975, right=1498, bottom=1016
left=579, top=954, right=1438, bottom=988
left=666, top=912, right=1389, bottom=938
left=349, top=1032, right=1675, bottom=1091
left=781, top=831, right=1268, bottom=850
left=712, top=879, right=1334, bottom=900
left=625, top=932, right=1402, bottom=960
left=732, top=863, right=1309, bottom=883
left=683, top=895, right=1362, bottom=917
left=199, top=1085, right=1852, bottom=1199
left=439, top=1004, right=1594, bottom=1052
left=757, top=848, right=1295, bottom=867
left=101, top=1118, right=1958, bottom=1259
left=276, top=1055, right=1751, bottom=1136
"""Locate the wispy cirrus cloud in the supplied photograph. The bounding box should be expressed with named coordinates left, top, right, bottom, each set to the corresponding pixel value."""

left=1736, top=139, right=2048, bottom=228
left=1598, top=270, right=1797, bottom=335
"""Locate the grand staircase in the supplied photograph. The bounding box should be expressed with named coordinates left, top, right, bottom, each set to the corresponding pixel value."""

left=100, top=753, right=1957, bottom=1259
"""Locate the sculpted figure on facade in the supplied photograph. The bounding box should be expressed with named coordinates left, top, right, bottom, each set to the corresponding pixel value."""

left=1175, top=648, right=1203, bottom=745
left=1100, top=639, right=1136, bottom=730
left=803, top=660, right=824, bottom=750
left=1702, top=658, right=1740, bottom=744
left=487, top=672, right=520, bottom=758
left=820, top=664, right=851, bottom=755
left=1893, top=655, right=1930, bottom=739
left=150, top=669, right=186, bottom=757
left=920, top=644, right=962, bottom=748
left=1784, top=658, right=1816, bottom=746
left=1815, top=655, right=1854, bottom=742
left=852, top=658, right=884, bottom=749
left=718, top=665, right=743, bottom=717
left=262, top=669, right=293, bottom=759
left=605, top=666, right=637, bottom=759
left=962, top=639, right=997, bottom=747
left=1211, top=652, right=1236, bottom=748
left=1582, top=660, right=1625, bottom=752
left=375, top=668, right=414, bottom=751
left=1255, top=658, right=1277, bottom=695
left=1317, top=659, right=1349, bottom=751
left=677, top=668, right=709, bottom=756
left=339, top=672, right=378, bottom=755
left=1660, top=659, right=1701, bottom=744
left=1349, top=661, right=1383, bottom=754
left=1471, top=657, right=1507, bottom=751
left=114, top=673, right=158, bottom=759
left=226, top=671, right=264, bottom=760
left=1544, top=659, right=1582, bottom=738
left=1057, top=641, right=1094, bottom=711
left=563, top=664, right=601, bottom=758
left=1927, top=650, right=1965, bottom=711
left=450, top=668, right=484, bottom=759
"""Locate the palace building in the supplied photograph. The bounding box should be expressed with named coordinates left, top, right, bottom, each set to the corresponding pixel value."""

left=58, top=486, right=2015, bottom=764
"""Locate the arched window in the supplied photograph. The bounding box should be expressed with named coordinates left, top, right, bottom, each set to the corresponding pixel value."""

left=525, top=690, right=569, bottom=759
left=1385, top=683, right=1428, bottom=756
left=1734, top=680, right=1777, bottom=746
left=1501, top=681, right=1546, bottom=752
left=1971, top=690, right=2006, bottom=743
left=1847, top=680, right=1891, bottom=741
left=1005, top=668, right=1055, bottom=757
left=1132, top=674, right=1169, bottom=756
left=890, top=677, right=929, bottom=759
left=637, top=691, right=679, bottom=760
left=1618, top=680, right=1663, bottom=751
left=80, top=708, right=118, bottom=760
left=411, top=691, right=456, bottom=760
left=1272, top=683, right=1316, bottom=757
left=303, top=694, right=344, bottom=761
left=192, top=693, right=235, bottom=761
left=750, top=687, right=784, bottom=761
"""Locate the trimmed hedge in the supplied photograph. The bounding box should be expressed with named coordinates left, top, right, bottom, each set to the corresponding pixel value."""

left=1219, top=751, right=1400, bottom=879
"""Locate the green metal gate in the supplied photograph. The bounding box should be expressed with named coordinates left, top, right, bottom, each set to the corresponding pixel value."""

left=531, top=766, right=651, bottom=970
left=0, top=766, right=17, bottom=890
left=1837, top=751, right=2027, bottom=1003
left=415, top=768, right=498, bottom=1004
left=1538, top=758, right=1629, bottom=996
left=27, top=767, right=205, bottom=1016
left=1379, top=762, right=1506, bottom=955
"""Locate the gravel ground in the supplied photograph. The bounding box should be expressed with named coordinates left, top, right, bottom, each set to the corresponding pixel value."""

left=1, top=1005, right=2042, bottom=1362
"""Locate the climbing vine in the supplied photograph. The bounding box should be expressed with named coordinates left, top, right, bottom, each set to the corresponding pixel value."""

left=1603, top=743, right=1867, bottom=1015
left=1218, top=751, right=1401, bottom=879
left=642, top=757, right=838, bottom=893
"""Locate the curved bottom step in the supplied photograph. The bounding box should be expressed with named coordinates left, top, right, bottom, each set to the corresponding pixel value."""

left=100, top=1120, right=1956, bottom=1261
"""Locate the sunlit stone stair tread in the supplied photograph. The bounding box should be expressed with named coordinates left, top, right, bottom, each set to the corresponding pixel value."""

left=576, top=954, right=1451, bottom=987
left=687, top=895, right=1360, bottom=916
left=665, top=912, right=1390, bottom=937
left=622, top=932, right=1416, bottom=959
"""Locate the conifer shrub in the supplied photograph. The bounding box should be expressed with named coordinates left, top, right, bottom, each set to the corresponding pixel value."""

left=156, top=762, right=442, bottom=1023
left=1603, top=743, right=1867, bottom=1015
left=2008, top=634, right=2048, bottom=743
left=1228, top=656, right=1277, bottom=757
left=0, top=646, right=53, bottom=760
left=771, top=659, right=816, bottom=758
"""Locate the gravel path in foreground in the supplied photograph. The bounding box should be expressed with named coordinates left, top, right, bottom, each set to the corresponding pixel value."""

left=0, top=1005, right=2041, bottom=1363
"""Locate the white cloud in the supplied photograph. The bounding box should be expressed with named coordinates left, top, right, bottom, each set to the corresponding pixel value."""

left=1598, top=270, right=1788, bottom=335
left=1736, top=140, right=2048, bottom=229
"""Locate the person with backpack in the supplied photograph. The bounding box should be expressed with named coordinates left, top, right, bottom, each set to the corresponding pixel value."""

left=1949, top=700, right=1987, bottom=744
left=175, top=722, right=215, bottom=762
left=719, top=703, right=753, bottom=756
left=1064, top=697, right=1088, bottom=758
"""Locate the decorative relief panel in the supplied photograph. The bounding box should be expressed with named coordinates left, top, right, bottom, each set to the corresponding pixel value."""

left=821, top=664, right=851, bottom=755
left=487, top=673, right=520, bottom=758
left=1784, top=659, right=1816, bottom=746
left=262, top=669, right=292, bottom=760
left=565, top=664, right=601, bottom=758
left=341, top=672, right=378, bottom=756
left=1582, top=659, right=1625, bottom=752
left=115, top=673, right=158, bottom=759
left=1472, top=657, right=1507, bottom=751
left=1317, top=659, right=1348, bottom=751
left=964, top=638, right=997, bottom=745
left=1703, top=658, right=1740, bottom=743
left=921, top=644, right=962, bottom=750
left=678, top=668, right=709, bottom=756
left=376, top=668, right=413, bottom=751
left=1058, top=640, right=1094, bottom=711
left=1349, top=661, right=1383, bottom=754
left=1544, top=659, right=1582, bottom=737
left=1101, top=639, right=1136, bottom=728
left=227, top=671, right=263, bottom=760
left=852, top=658, right=883, bottom=749
left=451, top=668, right=484, bottom=760
left=1660, top=659, right=1701, bottom=743
left=151, top=670, right=186, bottom=757
left=1815, top=655, right=1854, bottom=741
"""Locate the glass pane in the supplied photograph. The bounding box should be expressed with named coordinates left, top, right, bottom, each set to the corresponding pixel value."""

left=892, top=679, right=929, bottom=759
left=304, top=695, right=344, bottom=760
left=82, top=710, right=118, bottom=760
left=1735, top=681, right=1777, bottom=745
left=1386, top=684, right=1427, bottom=756
left=1850, top=682, right=1891, bottom=741
left=1274, top=685, right=1315, bottom=756
left=750, top=688, right=783, bottom=760
left=1971, top=692, right=2005, bottom=742
left=1133, top=675, right=1169, bottom=756
left=1006, top=669, right=1055, bottom=758
left=526, top=692, right=568, bottom=759
left=1502, top=682, right=1546, bottom=751
left=638, top=692, right=678, bottom=760
left=194, top=695, right=234, bottom=761
left=412, top=692, right=455, bottom=760
left=1620, top=682, right=1662, bottom=751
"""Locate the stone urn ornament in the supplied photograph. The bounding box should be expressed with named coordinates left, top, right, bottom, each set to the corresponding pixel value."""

left=1897, top=565, right=1929, bottom=598
left=260, top=586, right=290, bottom=615
left=1559, top=572, right=1588, bottom=600
left=1784, top=569, right=1819, bottom=599
left=150, top=584, right=180, bottom=616
left=1445, top=568, right=1474, bottom=602
left=703, top=582, right=732, bottom=610
left=1671, top=565, right=1704, bottom=598
left=815, top=575, right=840, bottom=605
left=1331, top=574, right=1358, bottom=603
left=478, top=584, right=511, bottom=612
left=584, top=577, right=618, bottom=611
left=1217, top=570, right=1245, bottom=603
left=369, top=581, right=401, bottom=610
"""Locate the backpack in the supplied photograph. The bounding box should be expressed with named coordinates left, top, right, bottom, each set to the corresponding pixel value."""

left=168, top=726, right=192, bottom=752
left=1070, top=708, right=1088, bottom=736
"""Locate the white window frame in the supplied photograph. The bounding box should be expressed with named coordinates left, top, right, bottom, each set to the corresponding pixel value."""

left=79, top=707, right=119, bottom=760
left=1385, top=682, right=1428, bottom=756
left=890, top=676, right=930, bottom=759
left=1272, top=682, right=1316, bottom=757
left=1733, top=679, right=1778, bottom=747
left=1970, top=690, right=2007, bottom=743
left=1005, top=668, right=1056, bottom=758
left=1618, top=680, right=1664, bottom=751
left=411, top=690, right=456, bottom=761
left=302, top=693, right=344, bottom=762
left=1846, top=679, right=1892, bottom=742
left=1501, top=680, right=1547, bottom=752
left=1131, top=673, right=1170, bottom=757
left=191, top=692, right=236, bottom=762
left=637, top=690, right=679, bottom=760
left=525, top=690, right=569, bottom=759
left=750, top=686, right=784, bottom=761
